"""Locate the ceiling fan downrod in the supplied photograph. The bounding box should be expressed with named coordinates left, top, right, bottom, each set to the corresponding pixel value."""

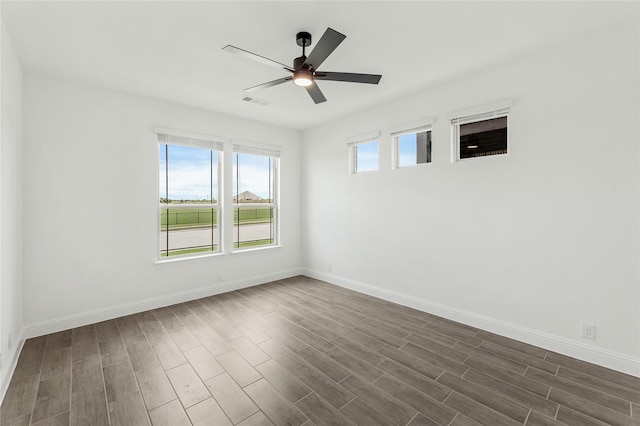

left=222, top=27, right=382, bottom=104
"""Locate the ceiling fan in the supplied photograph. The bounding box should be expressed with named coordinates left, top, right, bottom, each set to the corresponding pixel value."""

left=223, top=28, right=382, bottom=104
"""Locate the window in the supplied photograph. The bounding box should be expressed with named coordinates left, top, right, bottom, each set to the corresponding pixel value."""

left=393, top=128, right=432, bottom=168
left=451, top=100, right=511, bottom=161
left=347, top=131, right=380, bottom=174
left=232, top=145, right=279, bottom=250
left=458, top=116, right=507, bottom=159
left=158, top=133, right=223, bottom=258
left=349, top=140, right=379, bottom=173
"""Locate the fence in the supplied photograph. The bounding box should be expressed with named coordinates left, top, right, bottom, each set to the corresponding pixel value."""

left=160, top=207, right=273, bottom=228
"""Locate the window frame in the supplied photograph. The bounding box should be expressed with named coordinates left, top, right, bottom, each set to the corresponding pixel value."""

left=450, top=100, right=512, bottom=162
left=391, top=119, right=433, bottom=169
left=347, top=131, right=380, bottom=175
left=156, top=130, right=225, bottom=260
left=352, top=140, right=379, bottom=173
left=231, top=144, right=280, bottom=252
left=347, top=131, right=381, bottom=175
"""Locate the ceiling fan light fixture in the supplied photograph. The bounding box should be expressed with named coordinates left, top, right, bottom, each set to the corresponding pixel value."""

left=223, top=27, right=382, bottom=104
left=293, top=69, right=313, bottom=87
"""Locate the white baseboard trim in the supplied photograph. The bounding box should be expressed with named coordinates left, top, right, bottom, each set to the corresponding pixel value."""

left=303, top=269, right=640, bottom=377
left=0, top=326, right=26, bottom=405
left=24, top=267, right=304, bottom=339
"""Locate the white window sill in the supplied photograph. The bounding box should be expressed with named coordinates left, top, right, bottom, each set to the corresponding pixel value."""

left=154, top=251, right=228, bottom=265
left=154, top=244, right=282, bottom=265
left=231, top=244, right=282, bottom=255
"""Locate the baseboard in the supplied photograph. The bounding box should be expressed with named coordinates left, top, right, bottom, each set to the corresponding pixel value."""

left=0, top=327, right=26, bottom=405
left=24, top=267, right=303, bottom=339
left=17, top=267, right=640, bottom=378
left=303, top=269, right=640, bottom=377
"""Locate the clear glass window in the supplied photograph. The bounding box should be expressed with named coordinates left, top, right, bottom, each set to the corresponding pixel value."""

left=396, top=130, right=431, bottom=168
left=232, top=152, right=277, bottom=249
left=353, top=141, right=379, bottom=173
left=458, top=116, right=507, bottom=159
left=159, top=144, right=220, bottom=257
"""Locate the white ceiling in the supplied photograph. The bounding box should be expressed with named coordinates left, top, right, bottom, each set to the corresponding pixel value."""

left=1, top=1, right=635, bottom=131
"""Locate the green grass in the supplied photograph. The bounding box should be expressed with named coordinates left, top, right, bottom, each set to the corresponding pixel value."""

left=160, top=208, right=217, bottom=230
left=233, top=239, right=274, bottom=249
left=160, top=207, right=275, bottom=256
left=160, top=207, right=273, bottom=231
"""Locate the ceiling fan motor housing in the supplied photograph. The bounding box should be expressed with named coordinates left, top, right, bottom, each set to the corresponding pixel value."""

left=296, top=31, right=312, bottom=47
left=293, top=55, right=308, bottom=71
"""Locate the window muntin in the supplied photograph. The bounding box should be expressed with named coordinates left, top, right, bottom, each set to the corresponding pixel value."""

left=158, top=141, right=221, bottom=258
left=351, top=140, right=379, bottom=173
left=232, top=150, right=278, bottom=250
left=394, top=129, right=432, bottom=168
left=160, top=207, right=219, bottom=256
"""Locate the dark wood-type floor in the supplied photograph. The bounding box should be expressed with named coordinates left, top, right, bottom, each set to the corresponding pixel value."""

left=2, top=276, right=639, bottom=426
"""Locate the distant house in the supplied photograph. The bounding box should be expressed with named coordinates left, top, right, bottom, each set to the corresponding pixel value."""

left=233, top=190, right=263, bottom=202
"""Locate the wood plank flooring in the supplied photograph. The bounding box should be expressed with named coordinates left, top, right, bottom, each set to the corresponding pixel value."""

left=2, top=276, right=639, bottom=425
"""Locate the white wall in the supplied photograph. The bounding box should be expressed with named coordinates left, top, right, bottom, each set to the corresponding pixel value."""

left=22, top=72, right=302, bottom=334
left=0, top=20, right=25, bottom=396
left=7, top=7, right=639, bottom=383
left=302, top=21, right=640, bottom=374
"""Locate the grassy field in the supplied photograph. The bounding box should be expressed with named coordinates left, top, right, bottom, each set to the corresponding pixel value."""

left=160, top=207, right=273, bottom=230
left=160, top=206, right=274, bottom=256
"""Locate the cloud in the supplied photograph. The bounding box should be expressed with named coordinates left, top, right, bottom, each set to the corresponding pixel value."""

left=232, top=153, right=275, bottom=199
left=159, top=147, right=276, bottom=201
left=160, top=145, right=218, bottom=201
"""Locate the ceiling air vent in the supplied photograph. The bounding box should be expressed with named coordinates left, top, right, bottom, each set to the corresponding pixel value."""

left=241, top=96, right=270, bottom=106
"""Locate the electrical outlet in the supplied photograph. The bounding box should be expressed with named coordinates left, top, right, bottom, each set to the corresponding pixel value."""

left=217, top=274, right=223, bottom=282
left=8, top=332, right=12, bottom=349
left=327, top=263, right=332, bottom=272
left=582, top=324, right=596, bottom=340
left=0, top=352, right=3, bottom=370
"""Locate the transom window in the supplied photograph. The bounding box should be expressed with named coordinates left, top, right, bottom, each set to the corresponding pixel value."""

left=459, top=116, right=507, bottom=159
left=451, top=101, right=511, bottom=161
left=393, top=128, right=432, bottom=168
left=349, top=140, right=379, bottom=173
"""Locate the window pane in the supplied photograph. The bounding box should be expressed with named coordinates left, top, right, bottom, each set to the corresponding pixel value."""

left=355, top=141, right=378, bottom=172
left=233, top=153, right=274, bottom=203
left=460, top=116, right=507, bottom=159
left=159, top=142, right=220, bottom=258
left=159, top=144, right=167, bottom=203
left=233, top=206, right=275, bottom=248
left=398, top=131, right=431, bottom=167
left=233, top=151, right=277, bottom=249
left=160, top=207, right=218, bottom=256
left=165, top=145, right=218, bottom=203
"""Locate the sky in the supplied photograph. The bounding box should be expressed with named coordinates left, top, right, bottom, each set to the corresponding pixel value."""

left=398, top=133, right=419, bottom=168
left=233, top=153, right=274, bottom=200
left=357, top=133, right=426, bottom=171
left=356, top=141, right=378, bottom=172
left=160, top=137, right=418, bottom=201
left=159, top=145, right=274, bottom=201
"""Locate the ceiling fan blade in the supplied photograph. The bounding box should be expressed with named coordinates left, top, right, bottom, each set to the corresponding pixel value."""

left=223, top=45, right=294, bottom=72
left=314, top=72, right=382, bottom=84
left=245, top=76, right=293, bottom=92
left=305, top=82, right=327, bottom=104
left=303, top=28, right=346, bottom=70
